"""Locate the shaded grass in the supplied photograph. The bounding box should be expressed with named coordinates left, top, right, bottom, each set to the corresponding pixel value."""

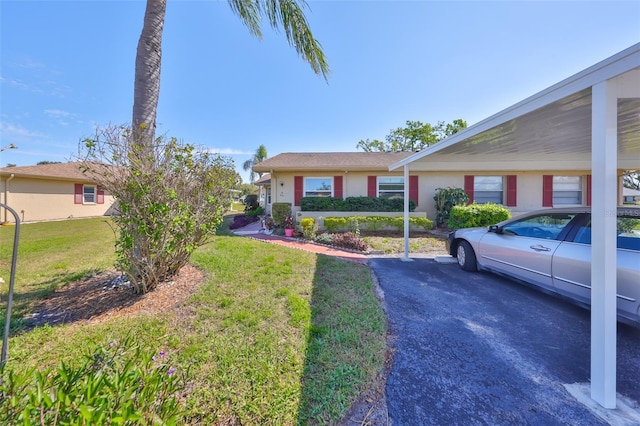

left=2, top=218, right=386, bottom=424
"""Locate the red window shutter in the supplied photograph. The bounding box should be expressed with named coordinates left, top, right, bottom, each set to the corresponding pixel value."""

left=367, top=176, right=377, bottom=197
left=409, top=175, right=419, bottom=205
left=506, top=175, right=517, bottom=207
left=334, top=176, right=343, bottom=198
left=542, top=175, right=553, bottom=207
left=294, top=176, right=303, bottom=206
left=586, top=175, right=592, bottom=206
left=74, top=184, right=83, bottom=204
left=464, top=175, right=474, bottom=205
left=97, top=187, right=105, bottom=204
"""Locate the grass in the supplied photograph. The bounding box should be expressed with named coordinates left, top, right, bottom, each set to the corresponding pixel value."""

left=0, top=216, right=386, bottom=424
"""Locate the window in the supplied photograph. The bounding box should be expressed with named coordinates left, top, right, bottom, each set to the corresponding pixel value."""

left=83, top=185, right=96, bottom=204
left=553, top=176, right=582, bottom=205
left=502, top=212, right=578, bottom=240
left=378, top=177, right=404, bottom=199
left=304, top=177, right=332, bottom=197
left=572, top=216, right=640, bottom=251
left=474, top=176, right=503, bottom=204
left=266, top=187, right=272, bottom=205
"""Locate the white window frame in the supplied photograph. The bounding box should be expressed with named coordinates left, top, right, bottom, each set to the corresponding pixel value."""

left=304, top=177, right=333, bottom=197
left=377, top=176, right=405, bottom=199
left=474, top=176, right=504, bottom=204
left=83, top=184, right=97, bottom=204
left=552, top=175, right=583, bottom=206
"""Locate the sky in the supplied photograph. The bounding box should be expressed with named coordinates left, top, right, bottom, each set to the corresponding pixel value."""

left=1, top=1, right=639, bottom=183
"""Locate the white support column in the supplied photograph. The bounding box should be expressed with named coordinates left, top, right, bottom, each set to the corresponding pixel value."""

left=590, top=80, right=618, bottom=409
left=402, top=165, right=410, bottom=261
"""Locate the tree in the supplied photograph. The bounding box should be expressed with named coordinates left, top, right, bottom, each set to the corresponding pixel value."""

left=37, top=161, right=62, bottom=165
left=80, top=125, right=237, bottom=294
left=243, top=144, right=268, bottom=183
left=624, top=171, right=640, bottom=190
left=356, top=119, right=468, bottom=152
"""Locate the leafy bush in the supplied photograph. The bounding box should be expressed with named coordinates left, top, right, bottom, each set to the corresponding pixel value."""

left=244, top=194, right=260, bottom=213
left=323, top=216, right=433, bottom=232
left=272, top=203, right=292, bottom=227
left=314, top=232, right=335, bottom=245
left=300, top=196, right=416, bottom=212
left=245, top=206, right=264, bottom=217
left=433, top=187, right=469, bottom=227
left=300, top=218, right=317, bottom=240
left=0, top=339, right=185, bottom=424
left=331, top=232, right=369, bottom=252
left=448, top=203, right=511, bottom=230
left=228, top=214, right=259, bottom=229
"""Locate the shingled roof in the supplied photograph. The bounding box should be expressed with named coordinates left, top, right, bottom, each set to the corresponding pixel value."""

left=252, top=152, right=414, bottom=173
left=0, top=162, right=103, bottom=181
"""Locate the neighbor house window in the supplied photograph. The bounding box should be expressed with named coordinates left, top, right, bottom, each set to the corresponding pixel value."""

left=552, top=176, right=582, bottom=205
left=474, top=176, right=503, bottom=204
left=378, top=177, right=404, bottom=199
left=304, top=177, right=333, bottom=197
left=83, top=185, right=96, bottom=204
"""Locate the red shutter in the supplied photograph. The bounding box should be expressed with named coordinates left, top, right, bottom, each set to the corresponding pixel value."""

left=367, top=176, right=377, bottom=197
left=506, top=175, right=517, bottom=207
left=464, top=175, right=474, bottom=205
left=97, top=187, right=105, bottom=204
left=294, top=176, right=303, bottom=206
left=586, top=175, right=592, bottom=206
left=74, top=184, right=83, bottom=204
left=334, top=175, right=343, bottom=198
left=409, top=175, right=419, bottom=205
left=542, top=175, right=553, bottom=207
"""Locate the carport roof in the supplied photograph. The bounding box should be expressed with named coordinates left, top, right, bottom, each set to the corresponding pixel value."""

left=390, top=43, right=640, bottom=172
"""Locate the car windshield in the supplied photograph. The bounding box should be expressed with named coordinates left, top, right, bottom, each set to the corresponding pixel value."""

left=501, top=213, right=578, bottom=240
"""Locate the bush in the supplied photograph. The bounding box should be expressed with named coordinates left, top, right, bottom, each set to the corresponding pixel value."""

left=300, top=196, right=416, bottom=212
left=300, top=218, right=317, bottom=240
left=434, top=187, right=469, bottom=227
left=331, top=232, right=369, bottom=252
left=0, top=338, right=185, bottom=424
left=448, top=203, right=511, bottom=230
left=322, top=216, right=433, bottom=232
left=228, top=214, right=259, bottom=229
left=246, top=206, right=264, bottom=217
left=244, top=194, right=259, bottom=213
left=272, top=203, right=292, bottom=227
left=314, top=232, right=335, bottom=245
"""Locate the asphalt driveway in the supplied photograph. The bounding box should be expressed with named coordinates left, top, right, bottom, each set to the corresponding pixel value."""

left=369, top=257, right=640, bottom=425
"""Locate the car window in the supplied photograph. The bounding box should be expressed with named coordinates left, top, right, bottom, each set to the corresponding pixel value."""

left=571, top=216, right=640, bottom=251
left=501, top=213, right=577, bottom=240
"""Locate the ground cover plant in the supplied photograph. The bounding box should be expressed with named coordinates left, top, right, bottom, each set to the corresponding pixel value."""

left=0, top=217, right=386, bottom=424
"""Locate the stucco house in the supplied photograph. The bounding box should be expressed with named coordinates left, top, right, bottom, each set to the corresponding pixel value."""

left=0, top=162, right=116, bottom=223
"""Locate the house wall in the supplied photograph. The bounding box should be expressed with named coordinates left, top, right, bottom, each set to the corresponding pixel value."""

left=0, top=176, right=116, bottom=223
left=270, top=169, right=617, bottom=221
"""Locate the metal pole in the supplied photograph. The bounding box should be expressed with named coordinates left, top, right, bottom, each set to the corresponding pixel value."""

left=1, top=203, right=20, bottom=367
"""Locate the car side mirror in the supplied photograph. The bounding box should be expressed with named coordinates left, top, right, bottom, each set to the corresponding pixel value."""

left=489, top=225, right=501, bottom=234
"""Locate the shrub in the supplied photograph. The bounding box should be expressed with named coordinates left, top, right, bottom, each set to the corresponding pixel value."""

left=433, top=187, right=469, bottom=227
left=228, top=214, right=259, bottom=229
left=0, top=339, right=185, bottom=424
left=246, top=206, right=264, bottom=217
left=448, top=203, right=511, bottom=230
left=331, top=232, right=369, bottom=252
left=314, top=232, right=335, bottom=245
left=300, top=196, right=416, bottom=212
left=322, top=216, right=433, bottom=232
left=272, top=203, right=292, bottom=228
left=300, top=218, right=317, bottom=240
left=324, top=217, right=349, bottom=232
left=244, top=194, right=260, bottom=213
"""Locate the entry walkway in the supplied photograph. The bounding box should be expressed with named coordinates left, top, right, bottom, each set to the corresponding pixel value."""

left=232, top=220, right=368, bottom=264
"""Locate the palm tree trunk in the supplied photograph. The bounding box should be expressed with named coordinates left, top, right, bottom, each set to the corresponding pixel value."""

left=132, top=0, right=166, bottom=149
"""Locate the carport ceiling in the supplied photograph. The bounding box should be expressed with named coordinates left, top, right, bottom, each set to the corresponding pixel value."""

left=390, top=52, right=640, bottom=172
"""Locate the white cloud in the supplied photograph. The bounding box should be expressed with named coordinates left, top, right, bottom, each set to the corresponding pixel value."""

left=44, top=109, right=72, bottom=118
left=0, top=122, right=45, bottom=138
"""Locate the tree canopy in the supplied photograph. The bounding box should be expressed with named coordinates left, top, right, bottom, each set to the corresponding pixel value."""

left=356, top=119, right=468, bottom=152
left=243, top=144, right=268, bottom=183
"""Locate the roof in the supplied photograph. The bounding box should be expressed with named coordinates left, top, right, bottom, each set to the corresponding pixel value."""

left=0, top=162, right=104, bottom=182
left=390, top=43, right=640, bottom=172
left=252, top=152, right=414, bottom=173
left=254, top=173, right=271, bottom=185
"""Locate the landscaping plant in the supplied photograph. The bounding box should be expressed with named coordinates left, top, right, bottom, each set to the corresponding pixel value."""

left=433, top=187, right=470, bottom=227
left=80, top=125, right=237, bottom=294
left=448, top=202, right=511, bottom=230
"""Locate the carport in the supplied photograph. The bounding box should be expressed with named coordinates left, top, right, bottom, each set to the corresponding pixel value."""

left=390, top=43, right=640, bottom=409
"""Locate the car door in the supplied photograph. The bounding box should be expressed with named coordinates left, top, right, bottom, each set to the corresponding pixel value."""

left=478, top=212, right=578, bottom=290
left=552, top=214, right=640, bottom=322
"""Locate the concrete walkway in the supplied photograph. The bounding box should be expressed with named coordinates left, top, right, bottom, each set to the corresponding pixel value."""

left=232, top=220, right=368, bottom=264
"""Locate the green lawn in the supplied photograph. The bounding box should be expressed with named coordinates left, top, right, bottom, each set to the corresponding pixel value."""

left=0, top=217, right=386, bottom=424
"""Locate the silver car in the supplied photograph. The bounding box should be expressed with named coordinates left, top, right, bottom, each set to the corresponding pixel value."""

left=447, top=207, right=640, bottom=324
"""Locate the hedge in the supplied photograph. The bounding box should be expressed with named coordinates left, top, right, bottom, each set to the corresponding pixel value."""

left=323, top=215, right=433, bottom=232
left=300, top=196, right=416, bottom=212
left=447, top=203, right=511, bottom=230
left=271, top=202, right=291, bottom=227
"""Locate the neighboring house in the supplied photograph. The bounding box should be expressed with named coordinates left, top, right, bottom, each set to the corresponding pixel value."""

left=623, top=187, right=640, bottom=204
left=0, top=162, right=116, bottom=223
left=252, top=151, right=604, bottom=221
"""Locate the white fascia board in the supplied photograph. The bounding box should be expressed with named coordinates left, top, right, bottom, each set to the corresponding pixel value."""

left=390, top=43, right=640, bottom=172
